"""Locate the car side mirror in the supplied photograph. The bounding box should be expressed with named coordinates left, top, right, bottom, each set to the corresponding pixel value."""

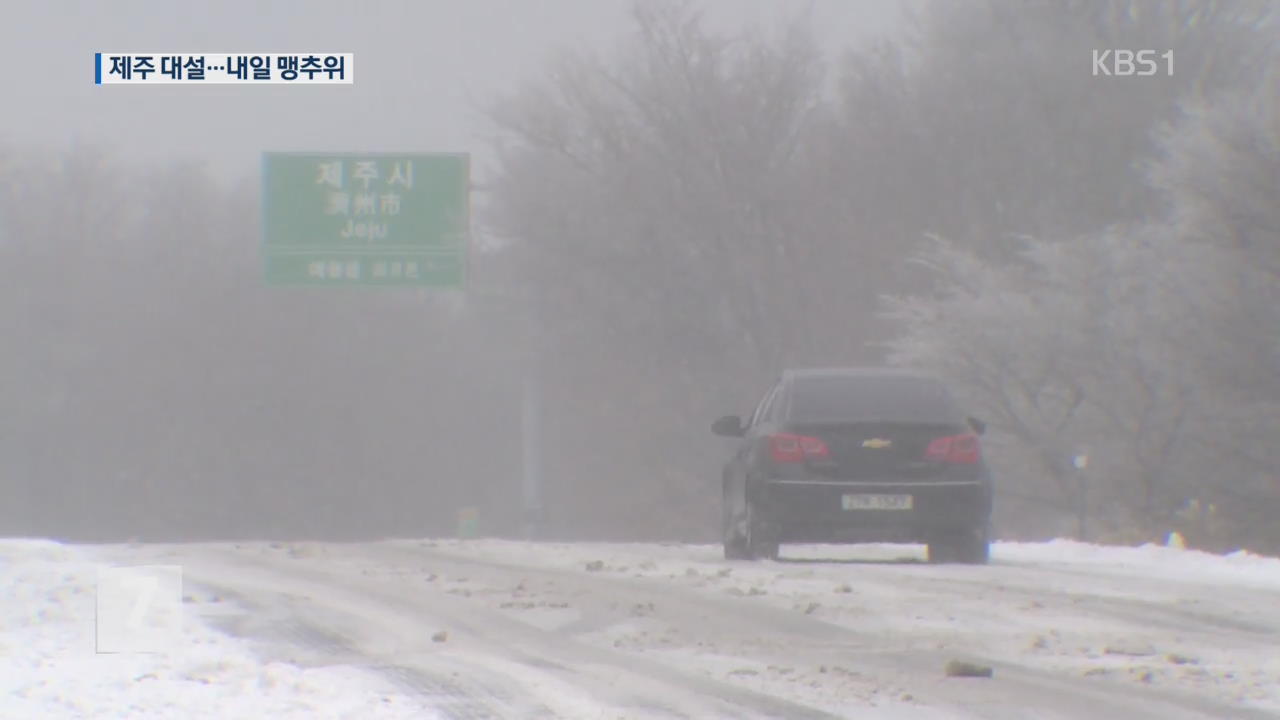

left=712, top=415, right=745, bottom=437
left=967, top=416, right=986, bottom=436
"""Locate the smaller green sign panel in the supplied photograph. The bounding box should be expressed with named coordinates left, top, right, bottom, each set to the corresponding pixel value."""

left=262, top=152, right=469, bottom=287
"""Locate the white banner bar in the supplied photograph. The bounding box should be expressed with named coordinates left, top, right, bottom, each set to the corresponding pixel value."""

left=96, top=53, right=353, bottom=84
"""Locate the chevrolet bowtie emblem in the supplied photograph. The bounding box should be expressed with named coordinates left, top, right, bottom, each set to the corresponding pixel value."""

left=861, top=438, right=892, bottom=449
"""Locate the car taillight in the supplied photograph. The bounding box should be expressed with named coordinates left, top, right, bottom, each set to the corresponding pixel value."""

left=924, top=433, right=981, bottom=464
left=769, top=433, right=830, bottom=463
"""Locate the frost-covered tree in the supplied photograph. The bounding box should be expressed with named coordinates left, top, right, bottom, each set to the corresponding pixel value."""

left=883, top=58, right=1280, bottom=550
left=825, top=0, right=1277, bottom=261
left=884, top=229, right=1240, bottom=541
left=485, top=0, right=1279, bottom=540
left=1144, top=63, right=1280, bottom=551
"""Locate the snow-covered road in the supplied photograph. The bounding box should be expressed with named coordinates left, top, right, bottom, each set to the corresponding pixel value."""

left=8, top=538, right=1279, bottom=719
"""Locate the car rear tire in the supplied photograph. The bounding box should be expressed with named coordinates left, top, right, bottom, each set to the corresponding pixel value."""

left=723, top=496, right=778, bottom=561
left=958, top=526, right=991, bottom=565
left=723, top=526, right=750, bottom=560
left=722, top=494, right=750, bottom=560
left=723, top=536, right=750, bottom=560
left=925, top=538, right=951, bottom=564
left=744, top=502, right=780, bottom=561
left=928, top=527, right=989, bottom=565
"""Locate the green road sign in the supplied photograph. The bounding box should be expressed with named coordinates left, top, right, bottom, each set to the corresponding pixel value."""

left=262, top=152, right=469, bottom=287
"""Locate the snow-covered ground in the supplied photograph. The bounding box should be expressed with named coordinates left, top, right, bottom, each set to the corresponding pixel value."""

left=995, top=538, right=1280, bottom=591
left=6, top=536, right=1278, bottom=719
left=421, top=538, right=1280, bottom=716
left=0, top=539, right=440, bottom=720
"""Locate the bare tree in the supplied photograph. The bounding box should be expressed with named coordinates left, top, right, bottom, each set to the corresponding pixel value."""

left=485, top=1, right=841, bottom=537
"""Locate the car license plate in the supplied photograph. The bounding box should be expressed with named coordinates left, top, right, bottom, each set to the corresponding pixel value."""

left=842, top=493, right=913, bottom=510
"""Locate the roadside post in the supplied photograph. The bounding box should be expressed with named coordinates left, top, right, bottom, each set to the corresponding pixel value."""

left=456, top=507, right=480, bottom=538
left=1072, top=450, right=1090, bottom=542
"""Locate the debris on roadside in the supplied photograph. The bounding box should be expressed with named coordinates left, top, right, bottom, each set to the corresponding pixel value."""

left=630, top=602, right=656, bottom=617
left=585, top=560, right=605, bottom=572
left=944, top=659, right=994, bottom=678
left=287, top=545, right=316, bottom=559
left=1104, top=642, right=1156, bottom=657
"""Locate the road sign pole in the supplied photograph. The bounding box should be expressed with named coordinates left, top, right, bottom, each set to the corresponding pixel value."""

left=521, top=372, right=542, bottom=540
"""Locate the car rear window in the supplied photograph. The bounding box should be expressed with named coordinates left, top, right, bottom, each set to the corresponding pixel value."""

left=786, top=375, right=964, bottom=424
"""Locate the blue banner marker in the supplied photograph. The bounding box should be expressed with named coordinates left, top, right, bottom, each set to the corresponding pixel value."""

left=95, top=53, right=102, bottom=84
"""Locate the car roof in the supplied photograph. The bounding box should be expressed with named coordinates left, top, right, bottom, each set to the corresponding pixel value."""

left=781, top=366, right=943, bottom=382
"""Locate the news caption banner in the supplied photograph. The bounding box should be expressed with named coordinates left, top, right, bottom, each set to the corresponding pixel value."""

left=96, top=565, right=183, bottom=653
left=95, top=53, right=352, bottom=84
left=262, top=153, right=470, bottom=287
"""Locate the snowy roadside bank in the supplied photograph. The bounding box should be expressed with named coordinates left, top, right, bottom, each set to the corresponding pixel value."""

left=994, top=538, right=1280, bottom=590
left=0, top=539, right=437, bottom=720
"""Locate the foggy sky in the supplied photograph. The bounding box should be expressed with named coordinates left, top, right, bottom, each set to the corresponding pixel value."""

left=2, top=0, right=904, bottom=184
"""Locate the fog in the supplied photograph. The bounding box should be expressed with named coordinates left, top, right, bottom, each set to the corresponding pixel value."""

left=3, top=0, right=903, bottom=181
left=1, top=0, right=1276, bottom=554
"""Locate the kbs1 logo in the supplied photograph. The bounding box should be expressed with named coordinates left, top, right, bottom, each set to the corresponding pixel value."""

left=1092, top=50, right=1173, bottom=76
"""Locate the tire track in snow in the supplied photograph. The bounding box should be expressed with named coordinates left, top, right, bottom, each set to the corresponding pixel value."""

left=192, top=546, right=843, bottom=720
left=180, top=580, right=519, bottom=720
left=379, top=541, right=1278, bottom=720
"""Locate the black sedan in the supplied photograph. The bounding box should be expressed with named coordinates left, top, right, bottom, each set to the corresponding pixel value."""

left=713, top=368, right=993, bottom=563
